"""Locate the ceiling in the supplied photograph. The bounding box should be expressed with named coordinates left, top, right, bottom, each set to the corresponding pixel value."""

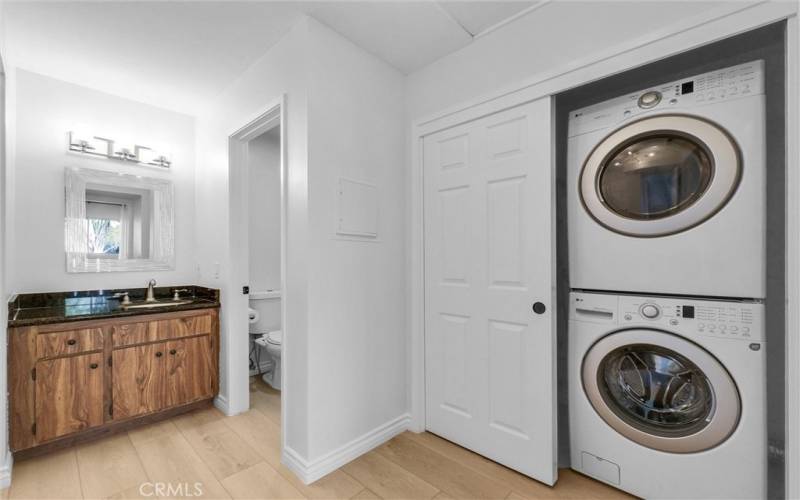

left=2, top=1, right=540, bottom=115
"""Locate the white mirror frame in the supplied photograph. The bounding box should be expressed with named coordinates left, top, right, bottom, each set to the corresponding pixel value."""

left=65, top=166, right=175, bottom=272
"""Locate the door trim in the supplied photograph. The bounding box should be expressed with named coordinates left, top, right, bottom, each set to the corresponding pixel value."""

left=226, top=96, right=288, bottom=456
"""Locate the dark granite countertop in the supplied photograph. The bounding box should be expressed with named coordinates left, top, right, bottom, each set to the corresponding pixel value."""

left=8, top=286, right=220, bottom=327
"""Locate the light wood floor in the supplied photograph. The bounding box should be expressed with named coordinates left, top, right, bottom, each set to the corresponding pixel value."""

left=0, top=377, right=633, bottom=499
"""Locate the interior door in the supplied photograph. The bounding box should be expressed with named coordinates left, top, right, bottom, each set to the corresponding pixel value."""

left=35, top=352, right=105, bottom=442
left=166, top=335, right=215, bottom=407
left=423, top=97, right=556, bottom=483
left=112, top=342, right=166, bottom=419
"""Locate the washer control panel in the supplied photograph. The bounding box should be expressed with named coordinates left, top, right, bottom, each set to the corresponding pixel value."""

left=571, top=292, right=765, bottom=343
left=568, top=60, right=765, bottom=137
left=617, top=295, right=764, bottom=342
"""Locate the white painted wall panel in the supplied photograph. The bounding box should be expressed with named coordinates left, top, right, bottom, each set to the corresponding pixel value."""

left=305, top=17, right=407, bottom=460
left=406, top=1, right=737, bottom=120
left=9, top=70, right=197, bottom=293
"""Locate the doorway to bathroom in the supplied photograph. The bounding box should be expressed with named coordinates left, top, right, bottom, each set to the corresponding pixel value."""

left=226, top=97, right=287, bottom=441
left=246, top=123, right=283, bottom=416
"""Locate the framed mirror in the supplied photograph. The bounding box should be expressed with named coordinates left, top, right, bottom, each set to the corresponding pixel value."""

left=65, top=167, right=174, bottom=272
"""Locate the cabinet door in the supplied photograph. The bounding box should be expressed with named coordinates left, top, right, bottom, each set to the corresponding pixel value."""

left=112, top=343, right=166, bottom=419
left=35, top=352, right=104, bottom=442
left=166, top=335, right=214, bottom=407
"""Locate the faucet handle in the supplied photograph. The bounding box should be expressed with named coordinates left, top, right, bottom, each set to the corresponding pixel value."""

left=112, top=292, right=131, bottom=305
left=172, top=288, right=190, bottom=301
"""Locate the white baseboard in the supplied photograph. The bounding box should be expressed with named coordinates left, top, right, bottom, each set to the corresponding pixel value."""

left=282, top=413, right=411, bottom=485
left=213, top=394, right=231, bottom=416
left=0, top=449, right=13, bottom=489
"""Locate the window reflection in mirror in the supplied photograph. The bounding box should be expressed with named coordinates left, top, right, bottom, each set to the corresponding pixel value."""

left=65, top=167, right=174, bottom=272
left=85, top=188, right=152, bottom=259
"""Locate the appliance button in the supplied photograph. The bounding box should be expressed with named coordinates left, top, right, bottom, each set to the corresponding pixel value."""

left=624, top=314, right=632, bottom=321
left=640, top=304, right=660, bottom=319
left=670, top=319, right=678, bottom=326
left=637, top=91, right=662, bottom=109
left=730, top=326, right=739, bottom=333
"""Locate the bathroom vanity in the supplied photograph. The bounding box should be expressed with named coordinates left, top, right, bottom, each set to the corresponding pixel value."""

left=7, top=286, right=220, bottom=457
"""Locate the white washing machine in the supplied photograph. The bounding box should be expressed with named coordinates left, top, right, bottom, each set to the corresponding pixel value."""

left=568, top=60, right=766, bottom=299
left=569, top=291, right=766, bottom=499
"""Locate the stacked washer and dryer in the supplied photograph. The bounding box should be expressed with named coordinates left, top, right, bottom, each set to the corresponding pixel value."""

left=567, top=61, right=767, bottom=499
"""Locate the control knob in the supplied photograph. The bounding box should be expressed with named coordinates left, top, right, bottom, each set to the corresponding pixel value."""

left=640, top=304, right=660, bottom=319
left=638, top=91, right=662, bottom=109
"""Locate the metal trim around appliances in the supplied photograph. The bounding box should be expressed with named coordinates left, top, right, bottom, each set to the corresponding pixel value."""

left=582, top=328, right=741, bottom=453
left=579, top=114, right=742, bottom=237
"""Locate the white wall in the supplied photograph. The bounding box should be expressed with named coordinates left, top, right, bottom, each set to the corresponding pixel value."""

left=247, top=129, right=281, bottom=293
left=195, top=15, right=407, bottom=470
left=9, top=70, right=197, bottom=293
left=195, top=17, right=310, bottom=454
left=406, top=1, right=740, bottom=121
left=0, top=1, right=9, bottom=485
left=304, top=18, right=407, bottom=460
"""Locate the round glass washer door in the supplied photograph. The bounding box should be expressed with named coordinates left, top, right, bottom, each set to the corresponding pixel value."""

left=582, top=329, right=741, bottom=453
left=580, top=114, right=741, bottom=237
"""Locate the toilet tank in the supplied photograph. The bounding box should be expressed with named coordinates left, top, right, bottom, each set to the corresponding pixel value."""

left=249, top=290, right=281, bottom=334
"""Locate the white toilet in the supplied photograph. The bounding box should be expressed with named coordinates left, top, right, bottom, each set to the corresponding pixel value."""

left=261, top=330, right=282, bottom=390
left=248, top=290, right=282, bottom=390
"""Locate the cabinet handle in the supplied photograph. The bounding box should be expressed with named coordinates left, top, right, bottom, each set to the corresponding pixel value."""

left=89, top=363, right=98, bottom=369
left=155, top=351, right=163, bottom=357
left=169, top=349, right=177, bottom=355
left=67, top=339, right=77, bottom=346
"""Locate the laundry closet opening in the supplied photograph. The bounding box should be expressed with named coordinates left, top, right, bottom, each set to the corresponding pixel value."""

left=555, top=21, right=786, bottom=499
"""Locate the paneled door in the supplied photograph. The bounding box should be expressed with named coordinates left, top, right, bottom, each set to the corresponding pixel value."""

left=166, top=335, right=215, bottom=407
left=35, top=352, right=105, bottom=442
left=112, top=343, right=166, bottom=419
left=423, top=97, right=556, bottom=484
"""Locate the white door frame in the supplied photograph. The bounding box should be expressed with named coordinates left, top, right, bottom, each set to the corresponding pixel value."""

left=409, top=3, right=798, bottom=497
left=226, top=95, right=288, bottom=445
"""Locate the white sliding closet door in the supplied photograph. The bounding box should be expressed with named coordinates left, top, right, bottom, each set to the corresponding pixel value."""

left=423, top=97, right=556, bottom=484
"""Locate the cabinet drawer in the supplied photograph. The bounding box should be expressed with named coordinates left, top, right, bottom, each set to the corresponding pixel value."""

left=112, top=314, right=212, bottom=348
left=154, top=314, right=212, bottom=340
left=37, top=328, right=104, bottom=358
left=111, top=322, right=155, bottom=348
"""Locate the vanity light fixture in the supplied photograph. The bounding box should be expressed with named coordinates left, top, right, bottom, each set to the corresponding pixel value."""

left=68, top=131, right=172, bottom=169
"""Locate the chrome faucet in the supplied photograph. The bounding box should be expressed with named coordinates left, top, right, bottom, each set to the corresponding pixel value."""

left=146, top=279, right=157, bottom=302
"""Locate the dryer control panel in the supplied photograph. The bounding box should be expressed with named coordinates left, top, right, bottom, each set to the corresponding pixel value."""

left=568, top=59, right=765, bottom=138
left=571, top=292, right=765, bottom=342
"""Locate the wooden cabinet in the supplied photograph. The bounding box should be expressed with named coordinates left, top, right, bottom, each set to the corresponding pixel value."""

left=166, top=335, right=215, bottom=407
left=35, top=352, right=105, bottom=442
left=9, top=308, right=219, bottom=455
left=112, top=343, right=167, bottom=420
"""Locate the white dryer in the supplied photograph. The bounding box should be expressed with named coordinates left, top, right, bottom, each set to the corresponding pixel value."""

left=568, top=60, right=766, bottom=299
left=569, top=291, right=766, bottom=499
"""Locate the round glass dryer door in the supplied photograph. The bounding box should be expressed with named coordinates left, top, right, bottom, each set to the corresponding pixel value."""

left=580, top=115, right=741, bottom=237
left=582, top=329, right=741, bottom=453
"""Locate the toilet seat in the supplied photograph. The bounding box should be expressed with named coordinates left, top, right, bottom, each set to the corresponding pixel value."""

left=266, top=330, right=282, bottom=346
